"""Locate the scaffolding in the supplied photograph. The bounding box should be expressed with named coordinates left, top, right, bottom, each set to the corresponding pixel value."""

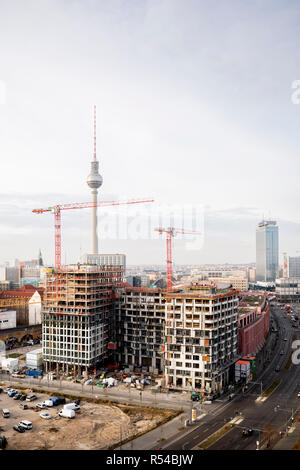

left=42, top=264, right=123, bottom=375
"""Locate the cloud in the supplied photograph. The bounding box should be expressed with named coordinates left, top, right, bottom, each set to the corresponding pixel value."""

left=0, top=1, right=300, bottom=264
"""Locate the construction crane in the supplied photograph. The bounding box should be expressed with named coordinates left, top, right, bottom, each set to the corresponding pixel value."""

left=33, top=199, right=154, bottom=269
left=154, top=227, right=201, bottom=292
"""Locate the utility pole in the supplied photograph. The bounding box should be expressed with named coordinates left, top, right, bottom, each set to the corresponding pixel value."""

left=120, top=425, right=122, bottom=450
left=252, top=381, right=263, bottom=396
left=274, top=405, right=294, bottom=434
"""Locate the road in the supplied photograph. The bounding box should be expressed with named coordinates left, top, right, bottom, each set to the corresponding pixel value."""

left=152, top=302, right=300, bottom=450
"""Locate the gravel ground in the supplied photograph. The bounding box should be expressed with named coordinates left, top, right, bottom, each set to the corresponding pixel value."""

left=0, top=387, right=176, bottom=450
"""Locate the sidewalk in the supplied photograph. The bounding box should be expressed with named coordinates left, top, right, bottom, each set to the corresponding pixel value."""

left=273, top=422, right=300, bottom=450
left=119, top=411, right=188, bottom=450
left=119, top=410, right=208, bottom=450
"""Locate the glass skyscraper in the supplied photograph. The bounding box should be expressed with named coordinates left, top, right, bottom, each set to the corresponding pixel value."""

left=288, top=256, right=300, bottom=278
left=256, top=220, right=279, bottom=282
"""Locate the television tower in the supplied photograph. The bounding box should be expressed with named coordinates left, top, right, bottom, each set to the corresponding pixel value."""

left=87, top=105, right=103, bottom=254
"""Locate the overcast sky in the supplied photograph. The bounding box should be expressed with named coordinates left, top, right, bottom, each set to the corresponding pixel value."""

left=1, top=0, right=300, bottom=266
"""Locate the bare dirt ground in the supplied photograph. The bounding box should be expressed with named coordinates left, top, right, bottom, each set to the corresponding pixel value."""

left=0, top=387, right=177, bottom=450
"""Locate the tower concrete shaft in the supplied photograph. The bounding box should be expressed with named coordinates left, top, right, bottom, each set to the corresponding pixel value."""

left=91, top=189, right=98, bottom=254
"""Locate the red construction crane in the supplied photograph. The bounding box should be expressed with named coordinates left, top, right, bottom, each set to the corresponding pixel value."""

left=33, top=199, right=154, bottom=269
left=154, top=227, right=201, bottom=292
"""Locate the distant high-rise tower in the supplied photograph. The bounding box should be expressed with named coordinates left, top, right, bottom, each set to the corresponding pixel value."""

left=38, top=249, right=43, bottom=266
left=256, top=220, right=279, bottom=282
left=87, top=105, right=103, bottom=254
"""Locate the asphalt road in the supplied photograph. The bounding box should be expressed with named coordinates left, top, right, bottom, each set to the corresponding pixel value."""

left=155, top=302, right=300, bottom=450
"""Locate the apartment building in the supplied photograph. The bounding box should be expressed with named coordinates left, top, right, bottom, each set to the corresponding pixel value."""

left=164, top=283, right=239, bottom=394
left=81, top=253, right=126, bottom=273
left=289, top=257, right=300, bottom=278
left=209, top=276, right=249, bottom=291
left=275, top=278, right=300, bottom=301
left=116, top=287, right=166, bottom=373
left=42, top=264, right=123, bottom=375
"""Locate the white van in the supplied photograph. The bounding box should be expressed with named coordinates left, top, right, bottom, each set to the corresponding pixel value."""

left=59, top=408, right=75, bottom=419
left=19, top=420, right=32, bottom=430
left=63, top=403, right=80, bottom=411
left=2, top=409, right=10, bottom=418
left=43, top=400, right=54, bottom=407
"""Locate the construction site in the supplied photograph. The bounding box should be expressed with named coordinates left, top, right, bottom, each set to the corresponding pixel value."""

left=0, top=387, right=177, bottom=450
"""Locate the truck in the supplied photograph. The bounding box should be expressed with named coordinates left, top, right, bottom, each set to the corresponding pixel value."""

left=25, top=369, right=42, bottom=377
left=59, top=408, right=75, bottom=419
left=50, top=397, right=66, bottom=406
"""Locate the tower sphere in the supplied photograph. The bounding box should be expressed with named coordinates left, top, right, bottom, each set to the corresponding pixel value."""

left=87, top=160, right=103, bottom=189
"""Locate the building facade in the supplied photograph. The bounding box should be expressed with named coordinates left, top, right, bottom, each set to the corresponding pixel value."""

left=0, top=285, right=43, bottom=326
left=289, top=257, right=300, bottom=278
left=209, top=276, right=249, bottom=291
left=275, top=278, right=300, bottom=301
left=164, top=283, right=239, bottom=394
left=256, top=220, right=279, bottom=282
left=238, top=297, right=270, bottom=356
left=0, top=310, right=16, bottom=330
left=81, top=253, right=126, bottom=273
left=42, top=264, right=123, bottom=375
left=116, top=287, right=165, bottom=372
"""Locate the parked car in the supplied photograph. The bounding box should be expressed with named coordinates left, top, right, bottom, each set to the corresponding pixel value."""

left=13, top=393, right=22, bottom=400
left=284, top=338, right=288, bottom=341
left=8, top=390, right=17, bottom=397
left=275, top=366, right=280, bottom=372
left=13, top=425, right=25, bottom=433
left=0, top=388, right=3, bottom=394
left=26, top=394, right=37, bottom=402
left=297, top=392, right=300, bottom=398
left=280, top=351, right=284, bottom=355
left=43, top=400, right=54, bottom=407
left=36, top=403, right=47, bottom=409
left=18, top=420, right=32, bottom=430
left=40, top=412, right=52, bottom=419
left=20, top=394, right=27, bottom=401
left=2, top=409, right=10, bottom=418
left=19, top=403, right=28, bottom=410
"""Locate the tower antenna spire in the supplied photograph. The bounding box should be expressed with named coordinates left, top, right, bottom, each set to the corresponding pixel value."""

left=93, top=104, right=97, bottom=161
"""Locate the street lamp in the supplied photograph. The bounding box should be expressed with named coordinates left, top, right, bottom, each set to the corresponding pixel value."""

left=274, top=404, right=294, bottom=434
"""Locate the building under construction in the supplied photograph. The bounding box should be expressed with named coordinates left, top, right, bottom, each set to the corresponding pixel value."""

left=164, top=282, right=239, bottom=393
left=42, top=264, right=123, bottom=376
left=116, top=286, right=166, bottom=373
